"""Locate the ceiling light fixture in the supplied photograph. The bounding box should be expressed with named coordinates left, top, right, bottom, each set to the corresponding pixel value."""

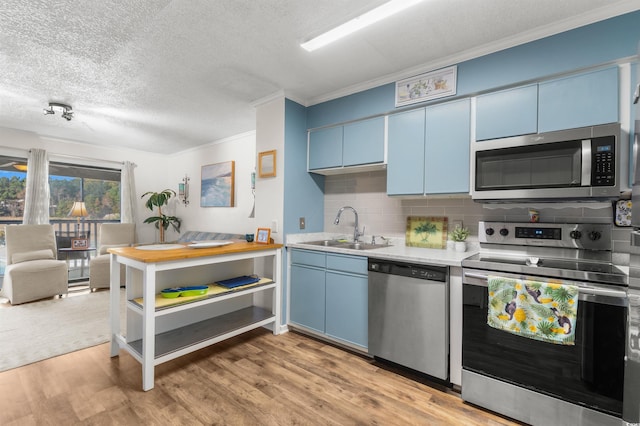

left=43, top=102, right=74, bottom=121
left=301, top=0, right=425, bottom=52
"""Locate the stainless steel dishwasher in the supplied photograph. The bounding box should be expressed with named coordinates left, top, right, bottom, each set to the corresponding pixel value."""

left=368, top=258, right=449, bottom=380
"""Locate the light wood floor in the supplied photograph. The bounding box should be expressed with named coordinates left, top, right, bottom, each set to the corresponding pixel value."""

left=0, top=328, right=521, bottom=425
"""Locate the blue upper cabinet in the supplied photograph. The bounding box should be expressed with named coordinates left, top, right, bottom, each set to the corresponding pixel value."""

left=538, top=66, right=619, bottom=132
left=425, top=99, right=471, bottom=194
left=343, top=117, right=385, bottom=167
left=387, top=108, right=426, bottom=195
left=476, top=84, right=538, bottom=140
left=308, top=116, right=385, bottom=173
left=388, top=100, right=471, bottom=196
left=476, top=67, right=619, bottom=140
left=308, top=126, right=343, bottom=170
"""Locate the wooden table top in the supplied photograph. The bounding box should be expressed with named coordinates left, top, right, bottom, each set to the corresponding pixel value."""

left=108, top=240, right=282, bottom=263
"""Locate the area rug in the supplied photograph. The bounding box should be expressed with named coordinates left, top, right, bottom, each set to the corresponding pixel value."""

left=0, top=289, right=125, bottom=372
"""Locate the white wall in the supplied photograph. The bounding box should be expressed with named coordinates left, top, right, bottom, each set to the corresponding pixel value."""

left=166, top=131, right=257, bottom=238
left=0, top=126, right=169, bottom=243
left=0, top=126, right=261, bottom=244
left=254, top=97, right=285, bottom=243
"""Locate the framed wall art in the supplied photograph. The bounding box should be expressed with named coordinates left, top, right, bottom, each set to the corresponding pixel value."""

left=258, top=150, right=276, bottom=178
left=395, top=66, right=457, bottom=107
left=201, top=161, right=235, bottom=207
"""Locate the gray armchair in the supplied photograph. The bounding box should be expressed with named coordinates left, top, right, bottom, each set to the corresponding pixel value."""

left=1, top=224, right=68, bottom=304
left=89, top=223, right=136, bottom=291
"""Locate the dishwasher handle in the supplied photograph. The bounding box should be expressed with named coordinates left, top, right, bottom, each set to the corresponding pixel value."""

left=369, top=259, right=447, bottom=282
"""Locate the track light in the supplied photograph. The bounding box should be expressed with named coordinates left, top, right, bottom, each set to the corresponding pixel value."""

left=43, top=102, right=73, bottom=121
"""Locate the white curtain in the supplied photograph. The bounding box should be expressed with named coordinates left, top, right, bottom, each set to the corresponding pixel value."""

left=120, top=161, right=138, bottom=224
left=23, top=148, right=50, bottom=224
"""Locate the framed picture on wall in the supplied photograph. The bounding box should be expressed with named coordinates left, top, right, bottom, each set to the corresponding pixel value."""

left=258, top=150, right=276, bottom=178
left=256, top=228, right=271, bottom=244
left=395, top=66, right=457, bottom=107
left=201, top=161, right=235, bottom=207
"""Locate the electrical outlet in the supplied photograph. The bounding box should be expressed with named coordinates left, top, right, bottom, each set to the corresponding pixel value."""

left=452, top=220, right=463, bottom=229
left=271, top=219, right=278, bottom=233
left=299, top=217, right=306, bottom=229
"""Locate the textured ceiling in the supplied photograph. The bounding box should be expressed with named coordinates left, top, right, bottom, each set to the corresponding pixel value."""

left=0, top=0, right=638, bottom=154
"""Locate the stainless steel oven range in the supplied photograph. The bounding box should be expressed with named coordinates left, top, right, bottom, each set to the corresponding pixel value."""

left=462, top=221, right=628, bottom=426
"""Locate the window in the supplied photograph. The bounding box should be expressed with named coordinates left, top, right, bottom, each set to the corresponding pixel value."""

left=48, top=161, right=121, bottom=221
left=0, top=155, right=121, bottom=281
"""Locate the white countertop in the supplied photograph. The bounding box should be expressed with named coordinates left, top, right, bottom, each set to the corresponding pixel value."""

left=286, top=232, right=478, bottom=267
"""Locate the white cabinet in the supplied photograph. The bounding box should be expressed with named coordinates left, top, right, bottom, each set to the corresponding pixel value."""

left=109, top=244, right=282, bottom=391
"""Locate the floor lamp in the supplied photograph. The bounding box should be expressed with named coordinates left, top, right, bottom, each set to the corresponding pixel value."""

left=68, top=201, right=88, bottom=236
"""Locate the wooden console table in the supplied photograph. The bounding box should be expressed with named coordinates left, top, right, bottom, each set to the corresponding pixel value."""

left=108, top=241, right=282, bottom=391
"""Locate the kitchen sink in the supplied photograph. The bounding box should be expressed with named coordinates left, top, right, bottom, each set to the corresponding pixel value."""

left=301, top=240, right=390, bottom=250
left=338, top=242, right=389, bottom=250
left=303, top=239, right=345, bottom=247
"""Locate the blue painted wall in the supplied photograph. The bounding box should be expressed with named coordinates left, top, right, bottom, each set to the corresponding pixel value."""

left=282, top=98, right=325, bottom=324
left=307, top=10, right=640, bottom=129
left=283, top=98, right=325, bottom=236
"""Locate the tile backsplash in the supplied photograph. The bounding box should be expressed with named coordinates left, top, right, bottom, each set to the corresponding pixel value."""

left=323, top=171, right=632, bottom=265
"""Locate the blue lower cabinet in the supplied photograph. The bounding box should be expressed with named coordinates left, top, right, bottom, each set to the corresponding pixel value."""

left=325, top=271, right=368, bottom=347
left=290, top=264, right=326, bottom=333
left=289, top=249, right=368, bottom=349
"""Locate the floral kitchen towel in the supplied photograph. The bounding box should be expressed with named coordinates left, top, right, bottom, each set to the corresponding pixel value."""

left=487, top=275, right=579, bottom=345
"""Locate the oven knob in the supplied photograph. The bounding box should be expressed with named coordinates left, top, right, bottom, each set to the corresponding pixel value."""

left=588, top=231, right=601, bottom=241
left=499, top=228, right=509, bottom=237
left=485, top=227, right=495, bottom=236
left=569, top=230, right=582, bottom=239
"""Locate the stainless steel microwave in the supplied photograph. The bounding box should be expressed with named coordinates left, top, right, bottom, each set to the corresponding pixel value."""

left=471, top=123, right=621, bottom=202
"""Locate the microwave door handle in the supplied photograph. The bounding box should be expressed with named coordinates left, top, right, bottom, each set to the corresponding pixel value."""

left=581, top=139, right=591, bottom=186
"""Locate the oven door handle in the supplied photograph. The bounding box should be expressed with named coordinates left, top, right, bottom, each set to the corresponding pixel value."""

left=463, top=271, right=627, bottom=299
left=464, top=271, right=490, bottom=282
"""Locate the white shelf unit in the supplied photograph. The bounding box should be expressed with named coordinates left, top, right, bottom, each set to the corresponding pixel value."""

left=108, top=247, right=282, bottom=391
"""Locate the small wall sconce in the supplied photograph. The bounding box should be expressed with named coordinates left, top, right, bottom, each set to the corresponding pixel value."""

left=179, top=174, right=190, bottom=206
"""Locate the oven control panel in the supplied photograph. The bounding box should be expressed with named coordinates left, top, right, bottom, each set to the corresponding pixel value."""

left=479, top=221, right=612, bottom=250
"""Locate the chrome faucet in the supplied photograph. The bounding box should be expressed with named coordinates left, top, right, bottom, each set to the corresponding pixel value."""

left=334, top=206, right=362, bottom=242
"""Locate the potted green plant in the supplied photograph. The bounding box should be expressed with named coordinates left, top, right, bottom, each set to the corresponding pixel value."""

left=142, top=189, right=181, bottom=243
left=450, top=226, right=470, bottom=252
